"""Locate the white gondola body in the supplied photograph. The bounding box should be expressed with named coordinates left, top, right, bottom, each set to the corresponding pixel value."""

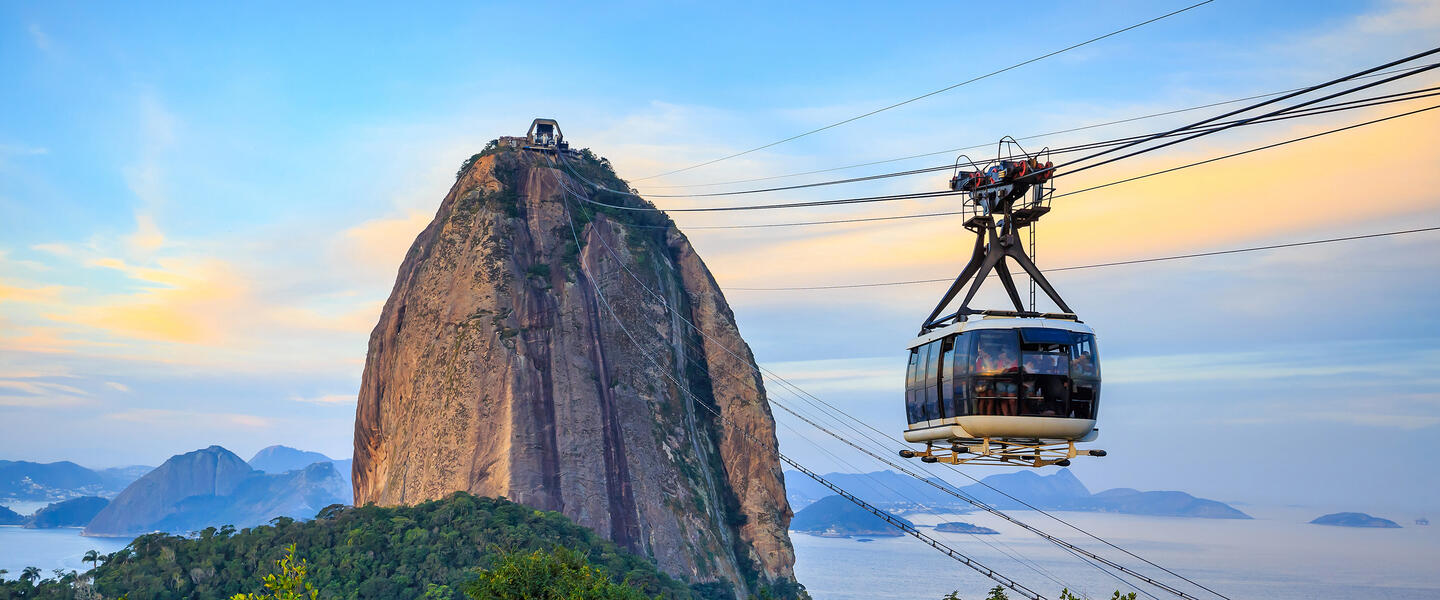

left=903, top=316, right=1100, bottom=444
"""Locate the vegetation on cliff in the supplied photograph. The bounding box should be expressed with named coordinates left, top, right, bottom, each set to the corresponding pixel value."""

left=2, top=492, right=700, bottom=600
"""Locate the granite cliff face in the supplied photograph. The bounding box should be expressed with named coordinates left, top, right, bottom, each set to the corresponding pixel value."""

left=352, top=148, right=799, bottom=597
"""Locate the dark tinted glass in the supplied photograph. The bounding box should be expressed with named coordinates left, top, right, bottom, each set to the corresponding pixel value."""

left=973, top=330, right=1019, bottom=375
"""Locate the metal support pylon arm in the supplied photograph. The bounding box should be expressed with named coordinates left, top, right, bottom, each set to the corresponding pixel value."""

left=923, top=228, right=989, bottom=329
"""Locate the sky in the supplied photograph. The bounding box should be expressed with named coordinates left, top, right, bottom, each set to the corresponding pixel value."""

left=2, top=1, right=1439, bottom=515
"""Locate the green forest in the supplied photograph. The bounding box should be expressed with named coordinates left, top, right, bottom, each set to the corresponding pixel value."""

left=0, top=492, right=718, bottom=600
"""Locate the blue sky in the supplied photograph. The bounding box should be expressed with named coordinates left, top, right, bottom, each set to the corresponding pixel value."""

left=2, top=1, right=1439, bottom=514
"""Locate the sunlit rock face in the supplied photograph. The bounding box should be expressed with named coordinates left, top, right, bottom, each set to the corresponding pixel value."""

left=352, top=149, right=798, bottom=596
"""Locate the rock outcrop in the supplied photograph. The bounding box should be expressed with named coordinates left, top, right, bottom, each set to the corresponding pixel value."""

left=353, top=148, right=799, bottom=597
left=84, top=445, right=252, bottom=536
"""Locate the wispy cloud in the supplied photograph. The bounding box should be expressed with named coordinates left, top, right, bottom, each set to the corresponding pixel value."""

left=27, top=24, right=52, bottom=53
left=291, top=393, right=355, bottom=405
left=104, top=408, right=274, bottom=429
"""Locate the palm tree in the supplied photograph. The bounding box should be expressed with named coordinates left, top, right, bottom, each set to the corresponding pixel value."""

left=20, top=566, right=41, bottom=585
left=84, top=550, right=100, bottom=572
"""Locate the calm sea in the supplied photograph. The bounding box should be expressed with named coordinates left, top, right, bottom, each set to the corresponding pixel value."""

left=792, top=505, right=1440, bottom=600
left=2, top=506, right=1436, bottom=598
left=0, top=527, right=129, bottom=576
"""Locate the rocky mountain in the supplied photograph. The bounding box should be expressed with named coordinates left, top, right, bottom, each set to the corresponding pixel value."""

left=352, top=147, right=799, bottom=597
left=964, top=468, right=1092, bottom=508
left=83, top=445, right=348, bottom=537
left=152, top=462, right=349, bottom=533
left=784, top=469, right=1250, bottom=519
left=247, top=445, right=332, bottom=473
left=1310, top=512, right=1401, bottom=528
left=84, top=446, right=253, bottom=536
left=24, top=496, right=109, bottom=528
left=790, top=495, right=909, bottom=538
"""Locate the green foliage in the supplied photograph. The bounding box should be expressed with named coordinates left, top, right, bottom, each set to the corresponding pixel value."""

left=456, top=139, right=510, bottom=180
left=458, top=153, right=484, bottom=180
left=526, top=263, right=551, bottom=280
left=3, top=492, right=696, bottom=600
left=230, top=544, right=318, bottom=600
left=462, top=547, right=654, bottom=600
left=986, top=585, right=1010, bottom=600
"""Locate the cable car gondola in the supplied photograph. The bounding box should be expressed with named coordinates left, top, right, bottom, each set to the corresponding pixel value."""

left=900, top=140, right=1106, bottom=468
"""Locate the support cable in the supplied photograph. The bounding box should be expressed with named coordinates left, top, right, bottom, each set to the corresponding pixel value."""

left=565, top=100, right=1440, bottom=216
left=552, top=170, right=1111, bottom=597
left=631, top=1, right=1215, bottom=181
left=641, top=62, right=1440, bottom=190
left=629, top=84, right=1440, bottom=199
left=550, top=171, right=1051, bottom=600
left=723, top=225, right=1440, bottom=291
left=552, top=160, right=1201, bottom=598
left=1055, top=46, right=1440, bottom=177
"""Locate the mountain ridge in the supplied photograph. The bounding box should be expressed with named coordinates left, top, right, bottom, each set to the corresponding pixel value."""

left=83, top=445, right=348, bottom=537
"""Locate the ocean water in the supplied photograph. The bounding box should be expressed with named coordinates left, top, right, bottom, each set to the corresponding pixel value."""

left=2, top=506, right=1436, bottom=598
left=792, top=505, right=1440, bottom=600
left=0, top=527, right=130, bottom=577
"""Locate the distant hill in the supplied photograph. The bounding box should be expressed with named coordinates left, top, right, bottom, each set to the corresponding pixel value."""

left=1087, top=488, right=1251, bottom=519
left=85, top=446, right=254, bottom=537
left=84, top=445, right=349, bottom=537
left=790, top=495, right=910, bottom=537
left=247, top=445, right=332, bottom=473
left=25, top=496, right=109, bottom=528
left=783, top=470, right=971, bottom=510
left=962, top=469, right=1092, bottom=509
left=152, top=462, right=349, bottom=534
left=0, top=460, right=150, bottom=505
left=783, top=469, right=1250, bottom=519
left=247, top=446, right=352, bottom=488
left=1310, top=512, right=1401, bottom=528
left=935, top=521, right=998, bottom=534
left=0, top=503, right=22, bottom=525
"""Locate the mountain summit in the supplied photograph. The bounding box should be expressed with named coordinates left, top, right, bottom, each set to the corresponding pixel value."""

left=352, top=145, right=799, bottom=597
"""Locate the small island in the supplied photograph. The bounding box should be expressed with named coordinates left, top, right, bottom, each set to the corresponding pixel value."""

left=1309, top=512, right=1401, bottom=528
left=935, top=521, right=999, bottom=535
left=790, top=494, right=910, bottom=538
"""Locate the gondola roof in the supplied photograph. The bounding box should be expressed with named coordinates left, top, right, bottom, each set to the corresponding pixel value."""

left=906, top=315, right=1095, bottom=349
